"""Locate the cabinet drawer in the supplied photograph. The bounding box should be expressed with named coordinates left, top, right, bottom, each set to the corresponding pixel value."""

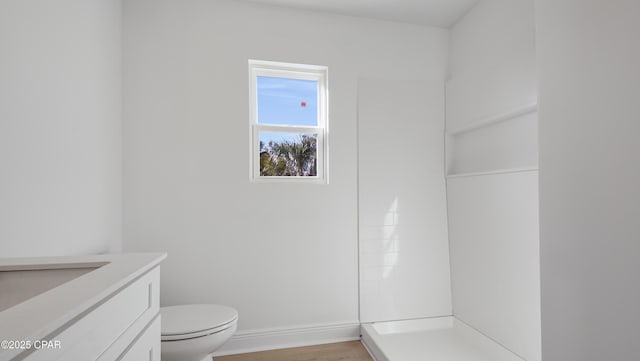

left=119, top=316, right=161, bottom=361
left=25, top=267, right=159, bottom=361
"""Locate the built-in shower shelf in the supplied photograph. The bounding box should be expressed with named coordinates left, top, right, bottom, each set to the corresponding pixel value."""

left=447, top=103, right=538, bottom=136
left=447, top=166, right=538, bottom=179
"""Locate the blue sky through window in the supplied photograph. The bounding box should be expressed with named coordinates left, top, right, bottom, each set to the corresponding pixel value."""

left=257, top=76, right=318, bottom=127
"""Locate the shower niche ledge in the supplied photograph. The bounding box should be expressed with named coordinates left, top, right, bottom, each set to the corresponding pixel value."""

left=446, top=104, right=538, bottom=178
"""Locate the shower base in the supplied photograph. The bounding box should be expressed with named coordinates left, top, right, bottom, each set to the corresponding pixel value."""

left=361, top=316, right=524, bottom=361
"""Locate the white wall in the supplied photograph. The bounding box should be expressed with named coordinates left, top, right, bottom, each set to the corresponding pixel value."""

left=536, top=0, right=640, bottom=360
left=358, top=80, right=451, bottom=323
left=447, top=0, right=537, bottom=131
left=123, top=0, right=448, bottom=339
left=446, top=1, right=540, bottom=360
left=0, top=0, right=123, bottom=257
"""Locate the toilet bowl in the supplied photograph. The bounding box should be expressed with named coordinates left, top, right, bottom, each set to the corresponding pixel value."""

left=160, top=304, right=238, bottom=361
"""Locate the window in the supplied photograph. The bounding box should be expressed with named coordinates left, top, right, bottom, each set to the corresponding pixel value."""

left=249, top=60, right=328, bottom=182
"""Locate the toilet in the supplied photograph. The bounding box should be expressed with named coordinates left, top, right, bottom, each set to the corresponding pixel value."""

left=160, top=304, right=238, bottom=361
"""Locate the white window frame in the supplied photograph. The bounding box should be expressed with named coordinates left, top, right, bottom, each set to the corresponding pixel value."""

left=249, top=60, right=329, bottom=183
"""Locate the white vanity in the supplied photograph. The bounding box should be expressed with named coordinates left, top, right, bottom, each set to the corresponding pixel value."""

left=0, top=253, right=166, bottom=361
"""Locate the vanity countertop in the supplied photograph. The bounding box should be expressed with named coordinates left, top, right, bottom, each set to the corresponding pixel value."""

left=0, top=253, right=166, bottom=358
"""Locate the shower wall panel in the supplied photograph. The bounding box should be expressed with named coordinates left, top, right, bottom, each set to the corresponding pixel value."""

left=357, top=79, right=452, bottom=323
left=447, top=171, right=540, bottom=361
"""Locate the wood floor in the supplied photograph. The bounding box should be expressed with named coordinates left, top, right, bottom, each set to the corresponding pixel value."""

left=215, top=341, right=374, bottom=361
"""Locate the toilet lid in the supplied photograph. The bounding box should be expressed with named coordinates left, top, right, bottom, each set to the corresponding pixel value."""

left=161, top=304, right=238, bottom=336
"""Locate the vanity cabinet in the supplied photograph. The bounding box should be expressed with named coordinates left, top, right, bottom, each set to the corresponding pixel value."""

left=0, top=253, right=165, bottom=361
left=24, top=266, right=160, bottom=361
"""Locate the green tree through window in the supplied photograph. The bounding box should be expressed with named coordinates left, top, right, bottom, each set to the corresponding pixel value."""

left=259, top=135, right=317, bottom=176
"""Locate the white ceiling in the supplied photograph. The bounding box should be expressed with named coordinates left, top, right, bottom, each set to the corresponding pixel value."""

left=239, top=0, right=479, bottom=28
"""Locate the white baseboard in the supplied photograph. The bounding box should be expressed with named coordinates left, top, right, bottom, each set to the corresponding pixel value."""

left=212, top=322, right=361, bottom=356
